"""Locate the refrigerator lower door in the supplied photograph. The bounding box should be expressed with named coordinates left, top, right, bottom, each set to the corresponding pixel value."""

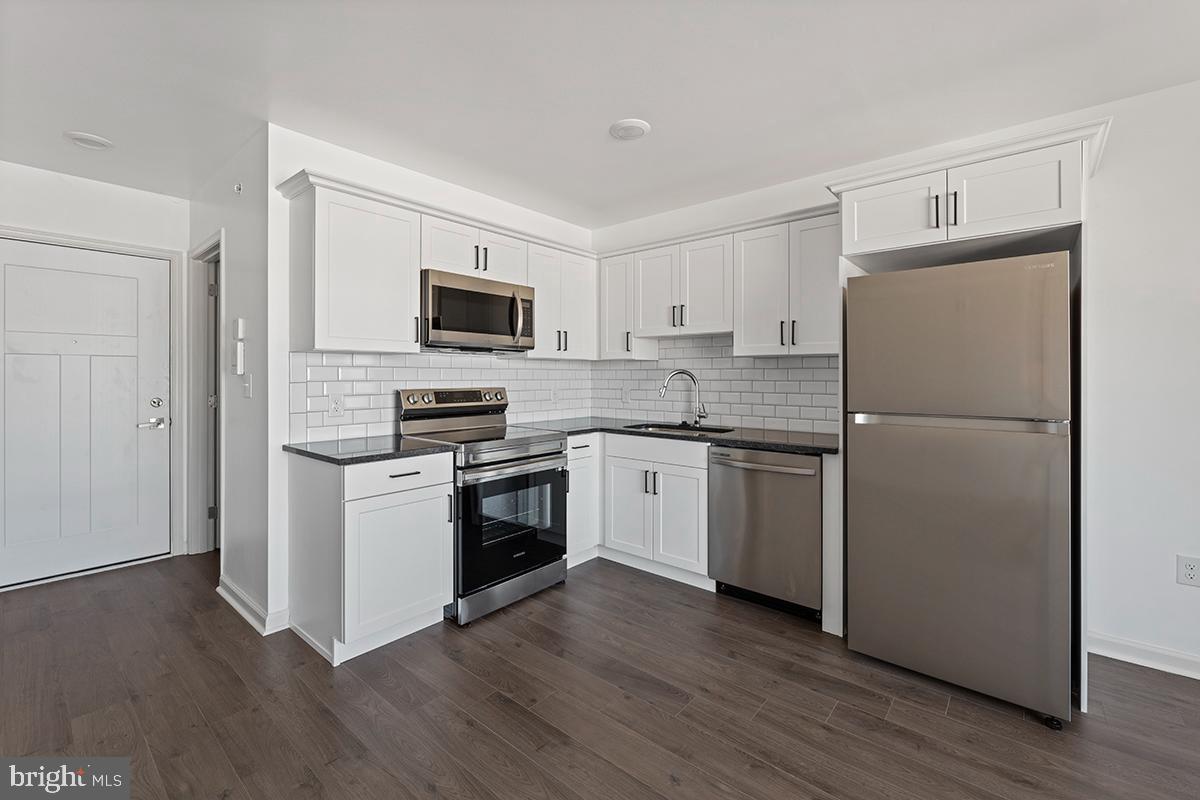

left=847, top=414, right=1071, bottom=719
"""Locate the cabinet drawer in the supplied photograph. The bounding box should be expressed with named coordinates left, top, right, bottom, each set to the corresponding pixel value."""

left=604, top=434, right=708, bottom=469
left=344, top=453, right=453, bottom=500
left=567, top=433, right=599, bottom=461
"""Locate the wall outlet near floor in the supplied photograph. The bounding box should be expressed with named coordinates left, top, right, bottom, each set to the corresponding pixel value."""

left=329, top=393, right=345, bottom=417
left=1178, top=554, right=1200, bottom=586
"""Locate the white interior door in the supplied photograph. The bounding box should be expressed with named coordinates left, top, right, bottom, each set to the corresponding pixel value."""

left=0, top=239, right=170, bottom=587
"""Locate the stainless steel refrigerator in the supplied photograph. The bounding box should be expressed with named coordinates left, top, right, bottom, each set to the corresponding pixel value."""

left=846, top=251, right=1073, bottom=721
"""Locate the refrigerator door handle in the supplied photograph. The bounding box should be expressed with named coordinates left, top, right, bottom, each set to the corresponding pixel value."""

left=849, top=413, right=1069, bottom=436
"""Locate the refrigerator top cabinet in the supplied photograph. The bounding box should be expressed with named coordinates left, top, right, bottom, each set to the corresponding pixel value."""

left=846, top=252, right=1071, bottom=421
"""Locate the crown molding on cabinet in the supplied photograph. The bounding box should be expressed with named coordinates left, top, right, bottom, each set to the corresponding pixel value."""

left=825, top=116, right=1112, bottom=198
left=276, top=169, right=597, bottom=260
left=597, top=203, right=839, bottom=259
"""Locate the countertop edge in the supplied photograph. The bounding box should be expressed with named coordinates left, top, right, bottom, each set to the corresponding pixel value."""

left=558, top=422, right=840, bottom=456
left=282, top=442, right=456, bottom=466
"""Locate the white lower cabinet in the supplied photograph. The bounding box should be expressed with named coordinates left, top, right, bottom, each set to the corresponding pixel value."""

left=566, top=434, right=601, bottom=563
left=288, top=452, right=454, bottom=666
left=602, top=436, right=708, bottom=578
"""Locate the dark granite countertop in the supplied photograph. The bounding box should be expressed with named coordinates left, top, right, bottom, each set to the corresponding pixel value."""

left=283, top=435, right=455, bottom=466
left=547, top=416, right=839, bottom=456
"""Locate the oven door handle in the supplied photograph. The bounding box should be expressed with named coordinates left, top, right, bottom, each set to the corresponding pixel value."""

left=458, top=453, right=567, bottom=486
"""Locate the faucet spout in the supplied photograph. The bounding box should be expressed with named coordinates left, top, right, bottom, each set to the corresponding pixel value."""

left=659, top=369, right=708, bottom=426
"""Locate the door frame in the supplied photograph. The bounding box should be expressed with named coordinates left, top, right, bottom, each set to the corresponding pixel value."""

left=188, top=231, right=225, bottom=557
left=0, top=224, right=190, bottom=563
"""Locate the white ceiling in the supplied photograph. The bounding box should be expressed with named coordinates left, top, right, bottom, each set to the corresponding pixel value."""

left=4, top=1, right=1200, bottom=228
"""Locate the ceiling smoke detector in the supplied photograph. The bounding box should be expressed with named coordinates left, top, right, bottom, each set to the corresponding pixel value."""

left=63, top=131, right=114, bottom=151
left=609, top=119, right=651, bottom=141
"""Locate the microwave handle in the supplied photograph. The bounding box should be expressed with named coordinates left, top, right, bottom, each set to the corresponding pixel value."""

left=511, top=291, right=523, bottom=343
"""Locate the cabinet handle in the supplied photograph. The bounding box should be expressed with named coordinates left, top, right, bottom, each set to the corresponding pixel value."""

left=680, top=304, right=686, bottom=326
left=415, top=315, right=420, bottom=342
left=780, top=320, right=785, bottom=346
left=626, top=331, right=632, bottom=352
left=564, top=468, right=570, bottom=493
left=483, top=246, right=488, bottom=271
left=644, top=469, right=650, bottom=494
left=447, top=493, right=453, bottom=523
left=564, top=330, right=568, bottom=350
left=474, top=244, right=480, bottom=269
left=951, top=190, right=959, bottom=225
left=671, top=304, right=678, bottom=327
left=791, top=320, right=796, bottom=346
left=933, top=194, right=940, bottom=229
left=570, top=444, right=590, bottom=450
left=653, top=471, right=659, bottom=495
left=556, top=330, right=562, bottom=351
left=389, top=470, right=420, bottom=479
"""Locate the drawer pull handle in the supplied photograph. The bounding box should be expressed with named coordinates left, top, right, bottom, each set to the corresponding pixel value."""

left=570, top=444, right=590, bottom=450
left=389, top=470, right=421, bottom=479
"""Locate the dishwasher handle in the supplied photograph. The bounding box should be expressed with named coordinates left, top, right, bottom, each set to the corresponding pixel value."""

left=709, top=457, right=816, bottom=476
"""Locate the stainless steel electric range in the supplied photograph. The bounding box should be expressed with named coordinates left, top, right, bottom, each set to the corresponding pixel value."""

left=398, top=387, right=567, bottom=624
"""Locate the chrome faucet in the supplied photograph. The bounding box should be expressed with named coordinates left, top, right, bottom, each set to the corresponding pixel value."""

left=659, top=368, right=708, bottom=427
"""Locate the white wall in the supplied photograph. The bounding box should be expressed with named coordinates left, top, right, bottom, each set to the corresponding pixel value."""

left=189, top=128, right=275, bottom=622
left=0, top=160, right=188, bottom=250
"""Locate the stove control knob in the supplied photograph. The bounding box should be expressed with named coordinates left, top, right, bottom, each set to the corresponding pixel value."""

left=422, top=393, right=433, bottom=404
left=405, top=394, right=417, bottom=404
left=495, top=391, right=505, bottom=402
left=483, top=392, right=493, bottom=401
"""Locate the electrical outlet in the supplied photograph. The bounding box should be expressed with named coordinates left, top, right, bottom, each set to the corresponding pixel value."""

left=329, top=393, right=345, bottom=418
left=1178, top=555, right=1200, bottom=587
left=550, top=386, right=559, bottom=403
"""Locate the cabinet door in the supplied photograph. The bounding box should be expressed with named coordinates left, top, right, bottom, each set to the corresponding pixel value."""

left=632, top=244, right=679, bottom=337
left=678, top=234, right=733, bottom=335
left=560, top=252, right=597, bottom=359
left=604, top=456, right=652, bottom=559
left=599, top=255, right=658, bottom=361
left=314, top=189, right=421, bottom=352
left=343, top=483, right=453, bottom=643
left=566, top=456, right=600, bottom=558
left=650, top=463, right=708, bottom=575
left=478, top=230, right=528, bottom=284
left=421, top=215, right=480, bottom=275
left=947, top=141, right=1082, bottom=241
left=526, top=244, right=563, bottom=359
left=733, top=224, right=791, bottom=356
left=841, top=171, right=947, bottom=255
left=788, top=217, right=841, bottom=355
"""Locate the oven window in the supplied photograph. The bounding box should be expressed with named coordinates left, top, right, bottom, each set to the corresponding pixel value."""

left=430, top=285, right=514, bottom=336
left=459, top=467, right=566, bottom=595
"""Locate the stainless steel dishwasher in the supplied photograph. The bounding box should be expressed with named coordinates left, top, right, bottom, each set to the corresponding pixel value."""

left=708, top=447, right=822, bottom=610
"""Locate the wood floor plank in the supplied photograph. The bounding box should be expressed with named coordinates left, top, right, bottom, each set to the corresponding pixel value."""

left=209, top=704, right=327, bottom=800
left=67, top=701, right=169, bottom=800
left=0, top=629, right=71, bottom=756
left=416, top=621, right=559, bottom=708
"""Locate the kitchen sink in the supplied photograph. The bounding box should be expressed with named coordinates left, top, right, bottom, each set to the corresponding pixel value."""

left=624, top=422, right=734, bottom=436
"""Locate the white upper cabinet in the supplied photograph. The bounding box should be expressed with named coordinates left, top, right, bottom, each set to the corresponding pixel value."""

left=289, top=185, right=421, bottom=353
left=840, top=142, right=1084, bottom=255
left=477, top=230, right=529, bottom=283
left=633, top=245, right=679, bottom=337
left=842, top=171, right=947, bottom=255
left=733, top=224, right=791, bottom=356
left=420, top=215, right=480, bottom=274
left=599, top=254, right=658, bottom=360
left=632, top=237, right=733, bottom=338
left=678, top=234, right=734, bottom=335
left=527, top=244, right=563, bottom=359
left=946, top=141, right=1082, bottom=241
left=788, top=217, right=841, bottom=355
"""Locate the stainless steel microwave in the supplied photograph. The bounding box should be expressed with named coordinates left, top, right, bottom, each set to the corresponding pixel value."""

left=421, top=269, right=535, bottom=351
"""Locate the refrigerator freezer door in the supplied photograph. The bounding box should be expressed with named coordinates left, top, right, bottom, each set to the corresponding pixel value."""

left=846, top=415, right=1071, bottom=719
left=846, top=252, right=1070, bottom=420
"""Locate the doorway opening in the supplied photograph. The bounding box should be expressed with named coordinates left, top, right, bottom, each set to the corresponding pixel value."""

left=188, top=233, right=224, bottom=563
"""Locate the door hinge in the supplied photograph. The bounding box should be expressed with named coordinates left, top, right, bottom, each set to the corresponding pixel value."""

left=207, top=394, right=218, bottom=409
left=207, top=505, right=219, bottom=520
left=208, top=283, right=218, bottom=297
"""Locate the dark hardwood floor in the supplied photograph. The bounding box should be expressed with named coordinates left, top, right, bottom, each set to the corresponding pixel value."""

left=3, top=552, right=1198, bottom=800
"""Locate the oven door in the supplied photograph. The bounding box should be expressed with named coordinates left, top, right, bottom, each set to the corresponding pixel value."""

left=422, top=268, right=535, bottom=351
left=457, top=454, right=566, bottom=597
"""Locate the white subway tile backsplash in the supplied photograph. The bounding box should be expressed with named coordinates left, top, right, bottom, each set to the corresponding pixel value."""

left=287, top=336, right=839, bottom=442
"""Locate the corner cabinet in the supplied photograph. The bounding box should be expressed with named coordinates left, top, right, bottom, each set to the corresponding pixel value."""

left=288, top=452, right=454, bottom=666
left=599, top=254, right=658, bottom=360
left=284, top=178, right=422, bottom=353
left=527, top=244, right=598, bottom=360
left=840, top=141, right=1083, bottom=255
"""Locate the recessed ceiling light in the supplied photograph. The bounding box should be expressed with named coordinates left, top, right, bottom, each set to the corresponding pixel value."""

left=609, top=119, right=651, bottom=141
left=63, top=131, right=114, bottom=151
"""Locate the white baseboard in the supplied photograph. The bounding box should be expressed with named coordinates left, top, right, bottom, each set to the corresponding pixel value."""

left=597, top=546, right=715, bottom=592
left=329, top=608, right=445, bottom=666
left=1089, top=631, right=1200, bottom=681
left=217, top=576, right=289, bottom=635
left=567, top=546, right=599, bottom=569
